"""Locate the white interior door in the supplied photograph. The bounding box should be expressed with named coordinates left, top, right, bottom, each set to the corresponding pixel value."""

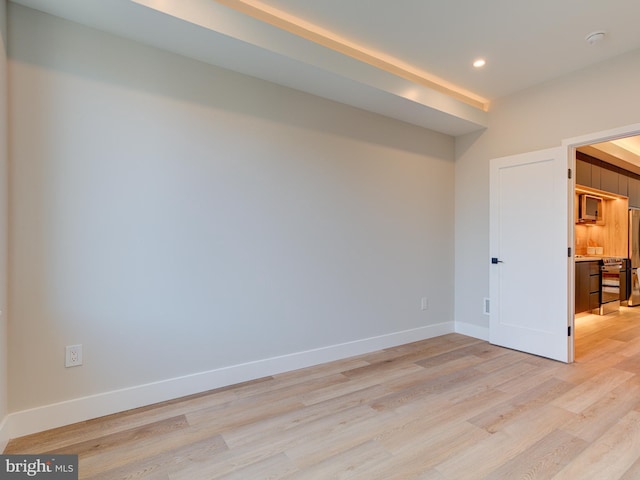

left=489, top=147, right=571, bottom=362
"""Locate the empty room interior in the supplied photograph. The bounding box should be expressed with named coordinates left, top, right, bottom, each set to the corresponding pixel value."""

left=2, top=1, right=640, bottom=478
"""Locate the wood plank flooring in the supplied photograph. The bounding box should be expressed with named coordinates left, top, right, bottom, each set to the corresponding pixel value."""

left=6, top=307, right=640, bottom=479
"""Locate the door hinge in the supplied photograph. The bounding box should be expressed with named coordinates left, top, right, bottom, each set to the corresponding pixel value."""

left=568, top=168, right=572, bottom=179
left=568, top=326, right=572, bottom=336
left=568, top=247, right=572, bottom=257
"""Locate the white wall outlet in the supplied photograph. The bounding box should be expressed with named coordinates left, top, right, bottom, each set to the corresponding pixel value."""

left=421, top=297, right=429, bottom=311
left=483, top=297, right=491, bottom=315
left=65, top=344, right=83, bottom=367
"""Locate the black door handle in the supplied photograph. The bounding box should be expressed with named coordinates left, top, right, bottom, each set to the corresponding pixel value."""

left=491, top=258, right=504, bottom=264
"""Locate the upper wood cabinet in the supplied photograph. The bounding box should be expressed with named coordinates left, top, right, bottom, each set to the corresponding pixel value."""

left=619, top=174, right=629, bottom=197
left=591, top=165, right=601, bottom=190
left=630, top=178, right=640, bottom=208
left=576, top=159, right=591, bottom=186
left=576, top=153, right=636, bottom=198
left=600, top=168, right=619, bottom=194
left=576, top=158, right=606, bottom=191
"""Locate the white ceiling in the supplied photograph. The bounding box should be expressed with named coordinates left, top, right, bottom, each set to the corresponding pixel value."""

left=613, top=137, right=640, bottom=157
left=10, top=0, right=640, bottom=136
left=581, top=136, right=640, bottom=175
left=257, top=0, right=640, bottom=100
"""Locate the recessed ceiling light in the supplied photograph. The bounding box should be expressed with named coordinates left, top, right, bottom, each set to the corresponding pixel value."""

left=473, top=58, right=486, bottom=68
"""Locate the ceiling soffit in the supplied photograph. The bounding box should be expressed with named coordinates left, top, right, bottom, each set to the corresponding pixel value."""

left=12, top=0, right=489, bottom=136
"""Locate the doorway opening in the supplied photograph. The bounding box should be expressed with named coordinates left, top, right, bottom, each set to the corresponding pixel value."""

left=567, top=126, right=640, bottom=361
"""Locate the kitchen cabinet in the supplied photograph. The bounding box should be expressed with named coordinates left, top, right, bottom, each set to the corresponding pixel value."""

left=591, top=165, right=601, bottom=190
left=576, top=159, right=591, bottom=187
left=629, top=178, right=640, bottom=208
left=576, top=152, right=640, bottom=202
left=575, top=261, right=600, bottom=314
left=575, top=159, right=603, bottom=190
left=619, top=174, right=629, bottom=197
left=600, top=168, right=619, bottom=195
left=590, top=166, right=631, bottom=196
left=620, top=259, right=629, bottom=303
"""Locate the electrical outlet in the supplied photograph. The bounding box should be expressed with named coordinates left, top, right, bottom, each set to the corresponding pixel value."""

left=65, top=344, right=83, bottom=367
left=421, top=297, right=429, bottom=311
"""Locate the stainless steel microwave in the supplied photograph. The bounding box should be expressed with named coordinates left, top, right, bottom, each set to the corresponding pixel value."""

left=578, top=194, right=602, bottom=223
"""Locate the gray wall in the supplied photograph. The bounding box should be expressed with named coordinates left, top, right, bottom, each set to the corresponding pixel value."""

left=8, top=5, right=455, bottom=412
left=455, top=49, right=640, bottom=333
left=0, top=0, right=7, bottom=446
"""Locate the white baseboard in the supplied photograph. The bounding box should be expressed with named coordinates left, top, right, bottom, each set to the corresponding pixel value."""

left=0, top=415, right=8, bottom=453
left=455, top=321, right=489, bottom=341
left=5, top=321, right=454, bottom=440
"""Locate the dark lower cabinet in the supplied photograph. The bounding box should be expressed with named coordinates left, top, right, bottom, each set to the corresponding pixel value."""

left=575, top=263, right=589, bottom=313
left=620, top=259, right=629, bottom=303
left=576, top=261, right=600, bottom=314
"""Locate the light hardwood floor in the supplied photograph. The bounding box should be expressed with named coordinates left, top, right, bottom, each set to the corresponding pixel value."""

left=6, top=308, right=640, bottom=479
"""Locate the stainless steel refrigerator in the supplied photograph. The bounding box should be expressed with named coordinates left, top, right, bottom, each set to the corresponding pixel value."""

left=629, top=209, right=640, bottom=306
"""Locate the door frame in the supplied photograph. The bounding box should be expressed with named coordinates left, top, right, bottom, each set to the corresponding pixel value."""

left=563, top=122, right=640, bottom=363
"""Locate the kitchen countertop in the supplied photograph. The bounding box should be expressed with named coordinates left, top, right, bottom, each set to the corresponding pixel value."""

left=575, top=256, right=602, bottom=262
